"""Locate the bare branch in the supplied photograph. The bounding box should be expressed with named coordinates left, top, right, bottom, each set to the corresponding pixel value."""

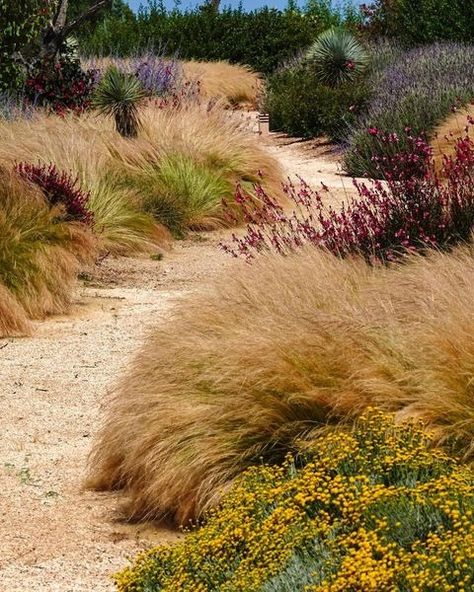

left=54, top=0, right=69, bottom=30
left=62, top=0, right=112, bottom=38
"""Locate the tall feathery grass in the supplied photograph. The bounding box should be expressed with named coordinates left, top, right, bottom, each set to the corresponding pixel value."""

left=182, top=60, right=262, bottom=107
left=0, top=104, right=283, bottom=240
left=0, top=113, right=163, bottom=253
left=88, top=244, right=474, bottom=524
left=84, top=56, right=262, bottom=107
left=0, top=167, right=96, bottom=337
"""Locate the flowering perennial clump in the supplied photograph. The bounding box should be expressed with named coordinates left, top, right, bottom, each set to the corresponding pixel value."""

left=16, top=162, right=93, bottom=225
left=222, top=128, right=474, bottom=263
left=344, top=42, right=474, bottom=177
left=115, top=410, right=474, bottom=592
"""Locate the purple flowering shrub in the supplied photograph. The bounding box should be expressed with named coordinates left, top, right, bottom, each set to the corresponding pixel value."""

left=344, top=43, right=474, bottom=178
left=89, top=55, right=182, bottom=98
left=222, top=127, right=474, bottom=264
left=16, top=162, right=94, bottom=226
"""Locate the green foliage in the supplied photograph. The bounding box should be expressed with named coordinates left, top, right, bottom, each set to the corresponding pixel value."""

left=363, top=0, right=474, bottom=45
left=92, top=66, right=146, bottom=137
left=306, top=27, right=369, bottom=87
left=0, top=0, right=53, bottom=92
left=78, top=3, right=348, bottom=74
left=126, top=153, right=234, bottom=236
left=84, top=175, right=160, bottom=254
left=115, top=410, right=474, bottom=592
left=264, top=61, right=370, bottom=141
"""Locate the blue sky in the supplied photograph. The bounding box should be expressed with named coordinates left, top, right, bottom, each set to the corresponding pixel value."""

left=126, top=0, right=360, bottom=13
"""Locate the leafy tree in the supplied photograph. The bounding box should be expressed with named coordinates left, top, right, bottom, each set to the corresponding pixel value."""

left=0, top=0, right=53, bottom=91
left=361, top=0, right=474, bottom=44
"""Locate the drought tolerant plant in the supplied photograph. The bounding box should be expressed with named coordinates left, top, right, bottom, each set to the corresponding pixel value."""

left=264, top=61, right=370, bottom=141
left=86, top=54, right=182, bottom=98
left=0, top=166, right=96, bottom=336
left=306, top=27, right=369, bottom=87
left=87, top=243, right=474, bottom=523
left=92, top=66, right=146, bottom=137
left=344, top=42, right=474, bottom=177
left=105, top=103, right=285, bottom=235
left=0, top=113, right=164, bottom=255
left=136, top=153, right=235, bottom=235
left=223, top=129, right=474, bottom=263
left=115, top=410, right=474, bottom=592
left=16, top=162, right=93, bottom=225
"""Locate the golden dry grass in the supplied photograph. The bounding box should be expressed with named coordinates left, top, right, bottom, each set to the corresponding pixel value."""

left=84, top=57, right=261, bottom=107
left=0, top=104, right=283, bottom=237
left=182, top=60, right=261, bottom=107
left=87, top=245, right=474, bottom=524
left=431, top=103, right=474, bottom=171
left=0, top=167, right=97, bottom=337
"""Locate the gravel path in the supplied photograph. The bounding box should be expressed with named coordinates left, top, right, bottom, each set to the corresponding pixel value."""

left=0, top=134, right=357, bottom=591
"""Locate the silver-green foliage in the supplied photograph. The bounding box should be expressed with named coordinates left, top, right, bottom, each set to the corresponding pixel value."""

left=306, top=27, right=369, bottom=87
left=92, top=66, right=145, bottom=138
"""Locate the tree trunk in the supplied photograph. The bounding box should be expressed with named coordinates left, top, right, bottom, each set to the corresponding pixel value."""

left=40, top=0, right=111, bottom=62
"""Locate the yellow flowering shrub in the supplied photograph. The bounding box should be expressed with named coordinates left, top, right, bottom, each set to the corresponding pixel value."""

left=115, top=410, right=474, bottom=592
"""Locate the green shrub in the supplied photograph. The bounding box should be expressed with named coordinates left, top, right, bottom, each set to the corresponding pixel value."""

left=362, top=0, right=474, bottom=45
left=0, top=0, right=52, bottom=92
left=264, top=62, right=370, bottom=141
left=78, top=3, right=350, bottom=74
left=115, top=410, right=474, bottom=592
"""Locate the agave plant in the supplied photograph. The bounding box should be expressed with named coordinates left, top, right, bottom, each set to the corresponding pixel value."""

left=92, top=66, right=146, bottom=138
left=306, top=28, right=369, bottom=87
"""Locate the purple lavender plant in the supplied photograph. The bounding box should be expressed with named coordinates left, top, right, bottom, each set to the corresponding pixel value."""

left=345, top=43, right=474, bottom=178
left=88, top=54, right=182, bottom=98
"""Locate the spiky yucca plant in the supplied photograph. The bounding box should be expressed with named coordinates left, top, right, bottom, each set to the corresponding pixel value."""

left=306, top=28, right=369, bottom=87
left=93, top=67, right=146, bottom=138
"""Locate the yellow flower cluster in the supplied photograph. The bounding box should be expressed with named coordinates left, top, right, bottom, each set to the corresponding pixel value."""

left=115, top=410, right=474, bottom=592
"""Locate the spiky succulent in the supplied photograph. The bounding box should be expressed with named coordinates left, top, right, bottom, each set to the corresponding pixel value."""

left=92, top=66, right=146, bottom=138
left=306, top=28, right=369, bottom=87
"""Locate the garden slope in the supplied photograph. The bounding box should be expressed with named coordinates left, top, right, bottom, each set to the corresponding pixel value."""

left=0, top=133, right=357, bottom=591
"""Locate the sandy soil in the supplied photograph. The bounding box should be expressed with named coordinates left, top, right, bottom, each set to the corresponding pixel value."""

left=0, top=133, right=357, bottom=591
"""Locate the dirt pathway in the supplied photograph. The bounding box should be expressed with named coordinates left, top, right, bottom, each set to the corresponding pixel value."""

left=0, top=135, right=355, bottom=591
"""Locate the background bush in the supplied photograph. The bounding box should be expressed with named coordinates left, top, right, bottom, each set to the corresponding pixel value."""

left=115, top=411, right=474, bottom=592
left=0, top=0, right=52, bottom=92
left=264, top=59, right=370, bottom=141
left=78, top=2, right=355, bottom=74
left=344, top=42, right=474, bottom=177
left=361, top=0, right=474, bottom=45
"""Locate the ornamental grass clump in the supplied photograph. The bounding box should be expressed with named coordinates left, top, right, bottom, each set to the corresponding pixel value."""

left=87, top=244, right=474, bottom=523
left=344, top=42, right=474, bottom=177
left=0, top=166, right=96, bottom=337
left=115, top=410, right=474, bottom=592
left=223, top=129, right=474, bottom=263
